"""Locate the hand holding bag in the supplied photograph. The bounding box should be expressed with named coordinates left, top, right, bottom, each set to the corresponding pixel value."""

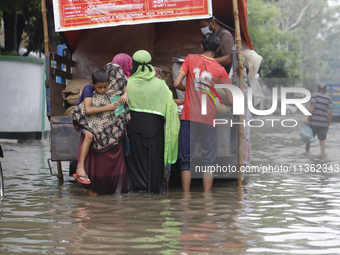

left=300, top=125, right=315, bottom=144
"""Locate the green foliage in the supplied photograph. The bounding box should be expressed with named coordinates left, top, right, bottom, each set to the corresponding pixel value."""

left=21, top=0, right=44, bottom=53
left=0, top=0, right=21, bottom=13
left=295, top=1, right=340, bottom=80
left=0, top=0, right=44, bottom=54
left=2, top=50, right=18, bottom=56
left=248, top=0, right=300, bottom=80
left=248, top=0, right=340, bottom=82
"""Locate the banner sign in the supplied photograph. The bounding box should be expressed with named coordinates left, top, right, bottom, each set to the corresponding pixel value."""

left=53, top=0, right=212, bottom=32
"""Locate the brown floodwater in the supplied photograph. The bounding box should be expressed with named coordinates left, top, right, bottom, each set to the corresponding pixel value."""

left=1, top=115, right=340, bottom=254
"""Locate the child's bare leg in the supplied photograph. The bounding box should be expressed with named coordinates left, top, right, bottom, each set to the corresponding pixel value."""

left=76, top=130, right=93, bottom=182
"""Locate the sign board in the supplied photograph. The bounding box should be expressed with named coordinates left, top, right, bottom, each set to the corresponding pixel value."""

left=53, top=0, right=212, bottom=32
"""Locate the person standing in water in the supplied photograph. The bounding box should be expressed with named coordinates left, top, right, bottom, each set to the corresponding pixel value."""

left=305, top=83, right=332, bottom=153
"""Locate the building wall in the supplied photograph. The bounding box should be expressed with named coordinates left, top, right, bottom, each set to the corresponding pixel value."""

left=0, top=56, right=50, bottom=137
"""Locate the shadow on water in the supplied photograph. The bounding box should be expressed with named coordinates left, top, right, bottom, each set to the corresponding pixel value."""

left=0, top=114, right=340, bottom=254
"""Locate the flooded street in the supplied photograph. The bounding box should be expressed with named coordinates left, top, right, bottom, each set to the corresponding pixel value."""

left=1, top=115, right=340, bottom=254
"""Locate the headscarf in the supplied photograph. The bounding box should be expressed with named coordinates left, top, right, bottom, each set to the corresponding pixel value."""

left=130, top=50, right=154, bottom=75
left=153, top=66, right=163, bottom=79
left=73, top=63, right=131, bottom=152
left=127, top=50, right=179, bottom=166
left=112, top=53, right=132, bottom=78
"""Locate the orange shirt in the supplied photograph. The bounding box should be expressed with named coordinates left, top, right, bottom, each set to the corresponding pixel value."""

left=180, top=54, right=230, bottom=125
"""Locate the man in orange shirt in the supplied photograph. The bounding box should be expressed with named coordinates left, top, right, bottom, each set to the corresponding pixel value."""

left=174, top=33, right=233, bottom=192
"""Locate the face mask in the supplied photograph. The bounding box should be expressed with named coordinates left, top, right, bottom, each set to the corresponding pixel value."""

left=201, top=26, right=211, bottom=35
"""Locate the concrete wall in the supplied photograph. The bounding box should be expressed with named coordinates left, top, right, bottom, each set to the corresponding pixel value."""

left=0, top=56, right=50, bottom=136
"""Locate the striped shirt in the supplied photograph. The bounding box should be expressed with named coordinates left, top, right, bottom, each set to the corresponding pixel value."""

left=309, top=92, right=332, bottom=127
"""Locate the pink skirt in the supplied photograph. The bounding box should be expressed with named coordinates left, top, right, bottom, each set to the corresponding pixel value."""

left=77, top=134, right=129, bottom=194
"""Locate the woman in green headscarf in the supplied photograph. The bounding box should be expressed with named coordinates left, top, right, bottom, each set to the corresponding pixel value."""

left=126, top=50, right=179, bottom=193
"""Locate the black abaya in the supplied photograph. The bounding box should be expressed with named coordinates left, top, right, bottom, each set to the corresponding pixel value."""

left=125, top=111, right=165, bottom=193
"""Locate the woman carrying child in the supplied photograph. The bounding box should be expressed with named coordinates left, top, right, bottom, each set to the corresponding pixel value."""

left=72, top=63, right=131, bottom=195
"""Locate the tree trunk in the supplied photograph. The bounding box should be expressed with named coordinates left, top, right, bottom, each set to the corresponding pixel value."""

left=3, top=11, right=18, bottom=52
left=16, top=14, right=25, bottom=52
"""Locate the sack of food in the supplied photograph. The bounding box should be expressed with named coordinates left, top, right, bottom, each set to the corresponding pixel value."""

left=62, top=79, right=90, bottom=104
left=64, top=105, right=76, bottom=116
left=65, top=94, right=80, bottom=105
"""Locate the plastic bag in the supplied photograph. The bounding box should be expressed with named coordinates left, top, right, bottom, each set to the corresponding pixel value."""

left=243, top=49, right=265, bottom=106
left=300, top=125, right=315, bottom=143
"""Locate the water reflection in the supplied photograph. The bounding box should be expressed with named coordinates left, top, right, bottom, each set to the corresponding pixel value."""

left=0, top=115, right=339, bottom=253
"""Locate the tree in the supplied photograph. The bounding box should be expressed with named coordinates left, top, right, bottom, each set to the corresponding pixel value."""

left=0, top=0, right=46, bottom=55
left=0, top=0, right=21, bottom=53
left=248, top=0, right=300, bottom=80
left=274, top=0, right=324, bottom=32
left=248, top=0, right=340, bottom=82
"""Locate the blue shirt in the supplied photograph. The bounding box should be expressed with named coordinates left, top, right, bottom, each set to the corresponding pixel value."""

left=76, top=83, right=94, bottom=105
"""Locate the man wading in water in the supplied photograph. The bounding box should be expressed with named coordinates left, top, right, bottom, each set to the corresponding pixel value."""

left=305, top=83, right=332, bottom=153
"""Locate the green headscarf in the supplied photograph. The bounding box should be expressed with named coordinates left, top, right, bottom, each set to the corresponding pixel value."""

left=127, top=50, right=179, bottom=166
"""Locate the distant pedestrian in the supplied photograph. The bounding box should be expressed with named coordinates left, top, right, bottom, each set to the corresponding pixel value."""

left=305, top=83, right=332, bottom=153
